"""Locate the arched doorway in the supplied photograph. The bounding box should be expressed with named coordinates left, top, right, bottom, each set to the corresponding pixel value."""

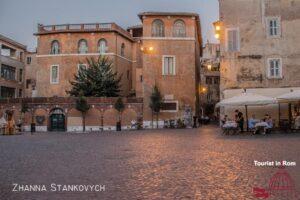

left=49, top=108, right=65, bottom=131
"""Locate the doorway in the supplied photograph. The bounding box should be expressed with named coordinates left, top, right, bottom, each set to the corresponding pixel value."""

left=49, top=108, right=65, bottom=131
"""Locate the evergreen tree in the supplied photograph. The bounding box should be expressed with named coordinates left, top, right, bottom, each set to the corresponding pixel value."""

left=75, top=95, right=90, bottom=132
left=67, top=56, right=122, bottom=97
left=149, top=85, right=162, bottom=129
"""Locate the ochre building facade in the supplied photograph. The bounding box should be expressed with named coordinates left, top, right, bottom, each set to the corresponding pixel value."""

left=1, top=12, right=203, bottom=131
left=218, top=0, right=300, bottom=125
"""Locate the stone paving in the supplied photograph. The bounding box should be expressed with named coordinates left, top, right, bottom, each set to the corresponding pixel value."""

left=0, top=126, right=299, bottom=200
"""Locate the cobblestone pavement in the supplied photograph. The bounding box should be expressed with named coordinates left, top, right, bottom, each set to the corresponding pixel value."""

left=0, top=126, right=299, bottom=200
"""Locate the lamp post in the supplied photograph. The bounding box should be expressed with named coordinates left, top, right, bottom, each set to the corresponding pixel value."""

left=140, top=46, right=154, bottom=54
left=213, top=21, right=222, bottom=40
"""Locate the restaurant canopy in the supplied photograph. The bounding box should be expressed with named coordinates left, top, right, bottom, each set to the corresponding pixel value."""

left=216, top=92, right=277, bottom=107
left=216, top=92, right=277, bottom=131
left=276, top=90, right=300, bottom=102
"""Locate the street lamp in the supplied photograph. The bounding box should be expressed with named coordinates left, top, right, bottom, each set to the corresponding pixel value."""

left=141, top=46, right=154, bottom=54
left=199, top=86, right=207, bottom=94
left=213, top=21, right=222, bottom=40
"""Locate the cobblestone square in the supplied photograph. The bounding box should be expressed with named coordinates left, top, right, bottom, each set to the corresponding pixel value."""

left=0, top=126, right=299, bottom=199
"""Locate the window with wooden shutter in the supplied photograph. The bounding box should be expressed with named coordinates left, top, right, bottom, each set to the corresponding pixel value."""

left=226, top=28, right=239, bottom=52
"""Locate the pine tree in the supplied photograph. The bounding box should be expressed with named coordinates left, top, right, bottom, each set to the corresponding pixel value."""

left=75, top=95, right=90, bottom=132
left=67, top=56, right=122, bottom=97
left=149, top=85, right=162, bottom=129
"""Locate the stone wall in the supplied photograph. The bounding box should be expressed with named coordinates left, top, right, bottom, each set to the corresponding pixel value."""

left=0, top=97, right=143, bottom=132
left=219, top=0, right=300, bottom=93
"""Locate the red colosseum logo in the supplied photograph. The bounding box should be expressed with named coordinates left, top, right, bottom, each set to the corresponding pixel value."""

left=253, top=167, right=300, bottom=199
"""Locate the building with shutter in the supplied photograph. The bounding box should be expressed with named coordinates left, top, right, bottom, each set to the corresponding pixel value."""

left=218, top=0, right=300, bottom=125
left=0, top=12, right=203, bottom=131
left=0, top=34, right=26, bottom=98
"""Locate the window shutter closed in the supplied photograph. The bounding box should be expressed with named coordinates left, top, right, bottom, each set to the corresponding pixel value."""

left=227, top=29, right=239, bottom=52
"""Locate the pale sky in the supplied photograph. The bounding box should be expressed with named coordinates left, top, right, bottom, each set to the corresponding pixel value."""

left=0, top=0, right=219, bottom=51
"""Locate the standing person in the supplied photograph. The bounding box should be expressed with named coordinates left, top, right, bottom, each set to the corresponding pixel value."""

left=294, top=112, right=300, bottom=129
left=235, top=110, right=239, bottom=121
left=237, top=111, right=244, bottom=132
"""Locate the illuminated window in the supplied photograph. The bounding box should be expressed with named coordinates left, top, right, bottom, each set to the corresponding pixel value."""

left=173, top=20, right=186, bottom=37
left=78, top=39, right=88, bottom=54
left=50, top=65, right=59, bottom=84
left=152, top=19, right=165, bottom=37
left=50, top=40, right=60, bottom=54
left=162, top=56, right=175, bottom=75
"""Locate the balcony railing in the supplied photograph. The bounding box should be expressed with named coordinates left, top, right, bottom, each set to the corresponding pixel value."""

left=37, top=23, right=132, bottom=39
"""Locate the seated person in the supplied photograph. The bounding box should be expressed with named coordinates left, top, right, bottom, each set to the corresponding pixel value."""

left=248, top=114, right=259, bottom=129
left=221, top=115, right=228, bottom=125
left=265, top=115, right=273, bottom=129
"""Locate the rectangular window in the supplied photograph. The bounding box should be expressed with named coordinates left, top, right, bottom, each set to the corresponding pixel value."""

left=161, top=101, right=178, bottom=112
left=0, top=86, right=15, bottom=98
left=268, top=58, right=282, bottom=79
left=27, top=57, right=32, bottom=64
left=50, top=65, right=59, bottom=84
left=162, top=56, right=175, bottom=75
left=226, top=28, right=239, bottom=52
left=26, top=79, right=31, bottom=89
left=140, top=75, right=143, bottom=82
left=266, top=17, right=281, bottom=37
left=214, top=77, right=220, bottom=84
left=206, top=77, right=212, bottom=85
left=19, top=69, right=23, bottom=82
left=20, top=52, right=23, bottom=62
left=1, top=64, right=16, bottom=80
left=207, top=92, right=212, bottom=102
left=18, top=89, right=22, bottom=97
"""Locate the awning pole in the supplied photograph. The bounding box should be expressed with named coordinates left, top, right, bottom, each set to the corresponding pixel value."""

left=278, top=103, right=281, bottom=128
left=245, top=105, right=249, bottom=132
left=288, top=103, right=292, bottom=129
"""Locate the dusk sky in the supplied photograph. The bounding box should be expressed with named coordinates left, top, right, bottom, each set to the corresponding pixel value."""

left=0, top=0, right=219, bottom=51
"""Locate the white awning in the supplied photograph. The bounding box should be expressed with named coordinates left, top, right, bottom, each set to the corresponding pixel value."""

left=277, top=90, right=300, bottom=102
left=216, top=92, right=277, bottom=107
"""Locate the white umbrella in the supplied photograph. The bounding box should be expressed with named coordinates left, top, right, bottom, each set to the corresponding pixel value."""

left=276, top=90, right=300, bottom=128
left=277, top=90, right=300, bottom=102
left=216, top=92, right=277, bottom=131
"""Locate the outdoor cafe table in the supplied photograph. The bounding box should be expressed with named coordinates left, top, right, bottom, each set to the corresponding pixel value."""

left=254, top=122, right=269, bottom=134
